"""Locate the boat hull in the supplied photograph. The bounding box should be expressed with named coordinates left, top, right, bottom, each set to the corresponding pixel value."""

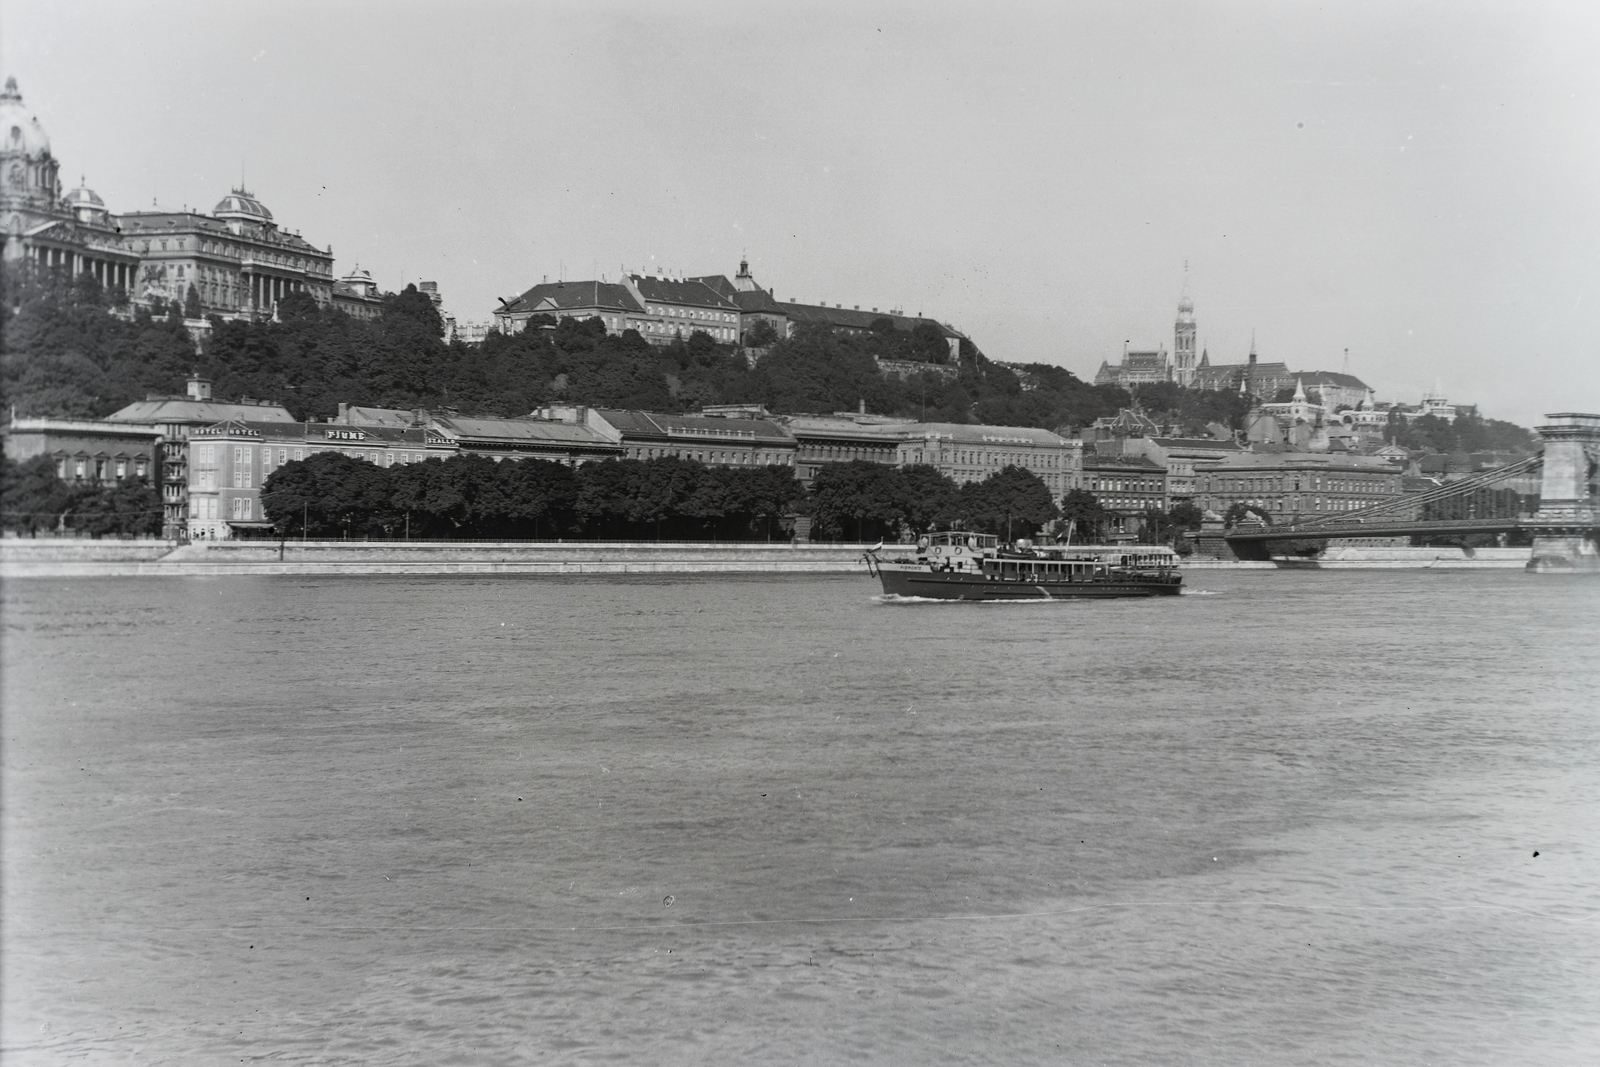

left=876, top=566, right=1181, bottom=600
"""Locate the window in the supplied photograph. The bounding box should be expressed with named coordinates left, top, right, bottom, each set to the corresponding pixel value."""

left=116, top=459, right=128, bottom=479
left=232, top=497, right=245, bottom=519
left=278, top=449, right=287, bottom=464
left=56, top=457, right=67, bottom=478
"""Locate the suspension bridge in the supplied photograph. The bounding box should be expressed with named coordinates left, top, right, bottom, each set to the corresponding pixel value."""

left=1224, top=412, right=1600, bottom=571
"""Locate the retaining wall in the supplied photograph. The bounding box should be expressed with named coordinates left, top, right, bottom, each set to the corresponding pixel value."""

left=1, top=540, right=896, bottom=578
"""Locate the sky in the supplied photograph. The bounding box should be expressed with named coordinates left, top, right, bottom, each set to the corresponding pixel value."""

left=5, top=0, right=1598, bottom=425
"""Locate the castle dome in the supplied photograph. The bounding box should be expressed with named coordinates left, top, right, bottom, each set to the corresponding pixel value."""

left=213, top=187, right=274, bottom=222
left=64, top=181, right=104, bottom=209
left=0, top=77, right=52, bottom=158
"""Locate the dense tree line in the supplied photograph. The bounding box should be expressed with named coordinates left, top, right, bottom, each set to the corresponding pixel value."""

left=260, top=452, right=805, bottom=540
left=1385, top=411, right=1534, bottom=455
left=257, top=453, right=1093, bottom=544
left=806, top=461, right=1059, bottom=542
left=0, top=454, right=163, bottom=536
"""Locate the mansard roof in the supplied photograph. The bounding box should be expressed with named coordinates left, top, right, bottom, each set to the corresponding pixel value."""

left=429, top=415, right=620, bottom=449
left=591, top=408, right=795, bottom=445
left=898, top=422, right=1070, bottom=447
left=502, top=280, right=643, bottom=315
left=778, top=301, right=963, bottom=338
left=106, top=396, right=297, bottom=424
left=116, top=210, right=330, bottom=256
left=629, top=275, right=739, bottom=310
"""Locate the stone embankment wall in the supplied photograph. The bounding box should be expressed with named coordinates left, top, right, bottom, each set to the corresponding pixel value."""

left=1185, top=544, right=1532, bottom=569
left=1, top=538, right=1536, bottom=578
left=0, top=539, right=896, bottom=578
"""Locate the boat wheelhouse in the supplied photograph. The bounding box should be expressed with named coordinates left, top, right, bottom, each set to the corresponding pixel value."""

left=864, top=531, right=1182, bottom=600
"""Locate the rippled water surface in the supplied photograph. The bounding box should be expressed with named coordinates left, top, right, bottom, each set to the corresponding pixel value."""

left=3, top=570, right=1598, bottom=1065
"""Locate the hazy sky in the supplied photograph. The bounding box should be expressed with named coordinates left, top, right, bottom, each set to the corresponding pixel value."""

left=5, top=1, right=1597, bottom=424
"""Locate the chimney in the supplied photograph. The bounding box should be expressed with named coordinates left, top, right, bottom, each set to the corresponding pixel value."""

left=859, top=397, right=866, bottom=415
left=337, top=402, right=349, bottom=422
left=186, top=374, right=212, bottom=401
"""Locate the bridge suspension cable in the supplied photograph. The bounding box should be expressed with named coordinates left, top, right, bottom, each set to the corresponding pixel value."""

left=1270, top=454, right=1544, bottom=535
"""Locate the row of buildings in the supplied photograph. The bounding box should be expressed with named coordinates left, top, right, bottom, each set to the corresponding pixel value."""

left=491, top=258, right=967, bottom=362
left=4, top=374, right=1417, bottom=543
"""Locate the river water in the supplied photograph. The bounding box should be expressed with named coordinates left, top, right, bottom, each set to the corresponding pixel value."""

left=2, top=570, right=1597, bottom=1065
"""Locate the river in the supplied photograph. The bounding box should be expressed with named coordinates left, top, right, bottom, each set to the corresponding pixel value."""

left=3, top=570, right=1597, bottom=1064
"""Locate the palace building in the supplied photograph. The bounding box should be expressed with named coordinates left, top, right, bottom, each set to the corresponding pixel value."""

left=115, top=189, right=336, bottom=317
left=1, top=78, right=141, bottom=289
left=1, top=78, right=388, bottom=323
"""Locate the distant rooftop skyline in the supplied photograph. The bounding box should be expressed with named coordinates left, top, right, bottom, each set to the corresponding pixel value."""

left=4, top=0, right=1598, bottom=426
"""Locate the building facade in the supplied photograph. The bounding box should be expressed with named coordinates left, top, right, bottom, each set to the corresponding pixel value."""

left=573, top=408, right=798, bottom=467
left=1195, top=453, right=1405, bottom=522
left=493, top=260, right=967, bottom=359
left=1083, top=454, right=1170, bottom=518
left=493, top=280, right=646, bottom=337
left=1094, top=435, right=1244, bottom=504
left=331, top=267, right=385, bottom=320
left=1, top=417, right=161, bottom=486
left=186, top=419, right=455, bottom=540
left=115, top=189, right=335, bottom=317
left=779, top=412, right=914, bottom=486
left=893, top=423, right=1080, bottom=499
left=107, top=378, right=297, bottom=538
left=492, top=274, right=744, bottom=346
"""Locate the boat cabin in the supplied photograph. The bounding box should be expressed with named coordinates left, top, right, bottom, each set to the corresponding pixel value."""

left=907, top=531, right=1178, bottom=581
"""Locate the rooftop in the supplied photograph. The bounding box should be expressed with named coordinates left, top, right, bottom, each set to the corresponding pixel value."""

left=500, top=280, right=643, bottom=316
left=106, top=396, right=297, bottom=424
left=593, top=408, right=795, bottom=444
left=629, top=275, right=739, bottom=311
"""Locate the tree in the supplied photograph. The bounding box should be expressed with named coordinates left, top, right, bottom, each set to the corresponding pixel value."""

left=0, top=455, right=78, bottom=534
left=1059, top=488, right=1108, bottom=543
left=276, top=289, right=319, bottom=321
left=1168, top=501, right=1205, bottom=530
left=894, top=464, right=961, bottom=535
left=71, top=480, right=163, bottom=537
left=183, top=284, right=202, bottom=320
left=958, top=465, right=1058, bottom=540
left=744, top=318, right=779, bottom=347
left=500, top=458, right=579, bottom=537
left=383, top=283, right=445, bottom=338
left=808, top=461, right=904, bottom=542
left=261, top=452, right=393, bottom=538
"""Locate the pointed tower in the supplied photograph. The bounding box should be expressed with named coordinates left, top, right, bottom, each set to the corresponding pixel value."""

left=1173, top=265, right=1197, bottom=387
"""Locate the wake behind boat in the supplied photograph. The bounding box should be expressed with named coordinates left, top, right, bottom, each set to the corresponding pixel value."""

left=863, top=531, right=1181, bottom=600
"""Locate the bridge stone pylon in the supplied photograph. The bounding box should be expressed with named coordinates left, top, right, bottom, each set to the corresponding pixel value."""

left=1528, top=412, right=1600, bottom=572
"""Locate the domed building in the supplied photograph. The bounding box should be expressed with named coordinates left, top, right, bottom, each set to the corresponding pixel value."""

left=1, top=77, right=140, bottom=290
left=117, top=184, right=335, bottom=316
